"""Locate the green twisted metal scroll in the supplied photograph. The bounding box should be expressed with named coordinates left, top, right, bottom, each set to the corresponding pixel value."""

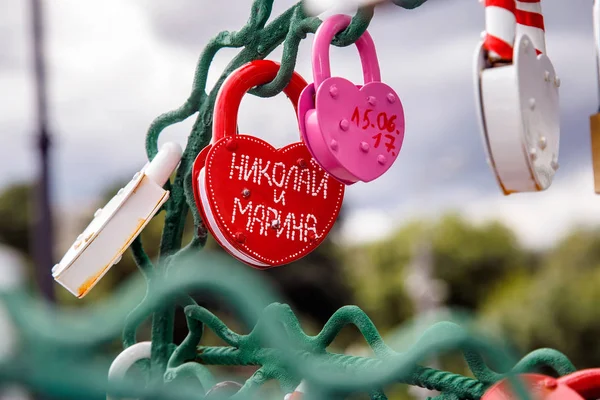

left=0, top=1, right=582, bottom=399
left=0, top=252, right=579, bottom=399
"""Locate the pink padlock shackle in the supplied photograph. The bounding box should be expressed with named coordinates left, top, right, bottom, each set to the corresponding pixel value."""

left=312, top=14, right=381, bottom=89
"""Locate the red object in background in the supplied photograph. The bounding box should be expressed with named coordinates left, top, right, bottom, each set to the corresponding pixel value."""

left=192, top=60, right=345, bottom=269
left=558, top=368, right=600, bottom=399
left=482, top=374, right=584, bottom=399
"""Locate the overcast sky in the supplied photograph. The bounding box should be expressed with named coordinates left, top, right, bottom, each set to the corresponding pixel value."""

left=1, top=0, right=597, bottom=249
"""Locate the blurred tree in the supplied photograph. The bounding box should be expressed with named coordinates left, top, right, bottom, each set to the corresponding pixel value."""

left=341, top=220, right=420, bottom=332
left=0, top=182, right=44, bottom=294
left=342, top=214, right=528, bottom=332
left=430, top=214, right=529, bottom=311
left=0, top=182, right=33, bottom=257
left=480, top=228, right=600, bottom=369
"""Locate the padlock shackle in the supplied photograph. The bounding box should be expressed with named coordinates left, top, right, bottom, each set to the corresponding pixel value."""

left=311, top=14, right=381, bottom=89
left=212, top=60, right=308, bottom=143
left=558, top=368, right=600, bottom=399
left=484, top=0, right=547, bottom=62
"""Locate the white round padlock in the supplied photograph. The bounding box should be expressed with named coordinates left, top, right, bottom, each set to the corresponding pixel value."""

left=302, top=0, right=388, bottom=16
left=106, top=341, right=152, bottom=400
left=284, top=380, right=306, bottom=400
left=474, top=1, right=560, bottom=194
left=53, top=142, right=182, bottom=298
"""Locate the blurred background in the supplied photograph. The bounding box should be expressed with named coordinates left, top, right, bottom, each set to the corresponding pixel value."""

left=1, top=0, right=600, bottom=398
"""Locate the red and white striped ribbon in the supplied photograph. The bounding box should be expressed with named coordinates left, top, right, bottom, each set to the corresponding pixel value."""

left=483, top=0, right=546, bottom=61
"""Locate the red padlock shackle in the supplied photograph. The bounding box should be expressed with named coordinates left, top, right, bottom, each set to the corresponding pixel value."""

left=558, top=368, right=600, bottom=399
left=212, top=60, right=308, bottom=143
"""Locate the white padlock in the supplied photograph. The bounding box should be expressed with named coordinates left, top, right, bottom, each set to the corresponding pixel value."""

left=52, top=142, right=182, bottom=298
left=284, top=380, right=306, bottom=400
left=107, top=341, right=152, bottom=400
left=302, top=0, right=388, bottom=16
left=474, top=1, right=560, bottom=194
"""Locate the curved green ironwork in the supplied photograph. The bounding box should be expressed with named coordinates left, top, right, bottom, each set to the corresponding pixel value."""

left=0, top=1, right=581, bottom=399
left=0, top=252, right=578, bottom=399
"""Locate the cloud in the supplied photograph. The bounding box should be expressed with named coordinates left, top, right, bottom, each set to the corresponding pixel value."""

left=0, top=0, right=597, bottom=249
left=341, top=166, right=600, bottom=250
left=464, top=167, right=600, bottom=249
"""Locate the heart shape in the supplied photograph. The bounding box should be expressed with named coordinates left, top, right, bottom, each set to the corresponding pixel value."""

left=557, top=368, right=600, bottom=399
left=475, top=34, right=560, bottom=193
left=482, top=374, right=584, bottom=400
left=298, top=83, right=353, bottom=186
left=304, top=77, right=405, bottom=183
left=194, top=135, right=344, bottom=267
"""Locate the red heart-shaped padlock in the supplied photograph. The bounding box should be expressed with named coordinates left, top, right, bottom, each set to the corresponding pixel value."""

left=482, top=374, right=584, bottom=400
left=192, top=60, right=345, bottom=268
left=557, top=368, right=600, bottom=399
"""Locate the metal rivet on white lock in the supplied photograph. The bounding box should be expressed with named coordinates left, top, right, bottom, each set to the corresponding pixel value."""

left=529, top=148, right=538, bottom=161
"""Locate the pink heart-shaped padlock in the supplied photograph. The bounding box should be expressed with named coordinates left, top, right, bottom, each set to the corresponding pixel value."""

left=298, top=14, right=405, bottom=185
